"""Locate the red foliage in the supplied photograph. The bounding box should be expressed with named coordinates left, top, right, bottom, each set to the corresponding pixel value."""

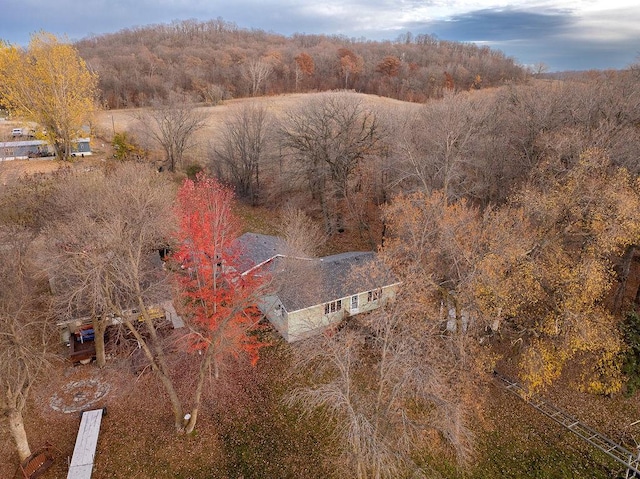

left=294, top=52, right=315, bottom=76
left=174, top=173, right=267, bottom=366
left=376, top=56, right=401, bottom=77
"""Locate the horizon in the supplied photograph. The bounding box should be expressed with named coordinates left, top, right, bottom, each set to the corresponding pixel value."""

left=1, top=1, right=639, bottom=72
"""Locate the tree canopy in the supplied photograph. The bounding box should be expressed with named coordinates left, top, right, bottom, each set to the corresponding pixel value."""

left=383, top=148, right=640, bottom=394
left=174, top=173, right=268, bottom=433
left=0, top=33, right=98, bottom=160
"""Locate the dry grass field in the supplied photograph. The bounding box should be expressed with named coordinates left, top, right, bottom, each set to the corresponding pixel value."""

left=93, top=92, right=423, bottom=138
left=93, top=91, right=424, bottom=173
left=1, top=91, right=421, bottom=185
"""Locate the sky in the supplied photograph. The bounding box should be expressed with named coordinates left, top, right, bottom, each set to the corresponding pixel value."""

left=1, top=0, right=639, bottom=71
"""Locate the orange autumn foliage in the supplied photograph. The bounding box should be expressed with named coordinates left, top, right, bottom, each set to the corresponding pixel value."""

left=174, top=173, right=267, bottom=367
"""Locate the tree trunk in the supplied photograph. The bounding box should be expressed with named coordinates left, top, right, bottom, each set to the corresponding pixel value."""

left=134, top=292, right=186, bottom=432
left=8, top=409, right=31, bottom=462
left=123, top=316, right=185, bottom=432
left=92, top=316, right=107, bottom=368
left=185, top=338, right=217, bottom=434
left=614, top=245, right=637, bottom=313
left=143, top=317, right=185, bottom=432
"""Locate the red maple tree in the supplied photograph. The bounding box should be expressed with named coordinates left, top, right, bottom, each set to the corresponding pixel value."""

left=174, top=173, right=267, bottom=432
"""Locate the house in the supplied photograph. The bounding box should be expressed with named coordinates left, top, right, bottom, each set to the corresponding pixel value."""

left=235, top=233, right=400, bottom=342
left=0, top=139, right=52, bottom=160
left=0, top=137, right=91, bottom=161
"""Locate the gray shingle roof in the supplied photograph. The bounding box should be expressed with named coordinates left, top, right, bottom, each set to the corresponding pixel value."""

left=271, top=252, right=397, bottom=312
left=233, top=232, right=287, bottom=272
left=234, top=233, right=398, bottom=313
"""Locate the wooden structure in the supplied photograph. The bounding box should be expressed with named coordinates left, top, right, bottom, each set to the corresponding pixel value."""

left=67, top=409, right=105, bottom=479
left=17, top=443, right=55, bottom=479
left=58, top=305, right=175, bottom=364
left=68, top=336, right=96, bottom=364
left=494, top=371, right=640, bottom=478
left=68, top=325, right=96, bottom=364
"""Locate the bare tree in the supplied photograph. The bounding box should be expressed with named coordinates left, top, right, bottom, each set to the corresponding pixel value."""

left=242, top=58, right=273, bottom=96
left=278, top=203, right=326, bottom=257
left=136, top=96, right=207, bottom=171
left=0, top=226, right=54, bottom=462
left=338, top=48, right=364, bottom=89
left=396, top=91, right=485, bottom=203
left=530, top=62, right=549, bottom=76
left=279, top=92, right=381, bottom=233
left=47, top=164, right=191, bottom=431
left=210, top=103, right=272, bottom=204
left=47, top=172, right=120, bottom=367
left=287, top=261, right=479, bottom=478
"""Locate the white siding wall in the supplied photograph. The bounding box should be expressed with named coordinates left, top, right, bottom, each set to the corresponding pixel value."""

left=259, top=295, right=289, bottom=341
left=288, top=303, right=344, bottom=342
left=285, top=282, right=400, bottom=342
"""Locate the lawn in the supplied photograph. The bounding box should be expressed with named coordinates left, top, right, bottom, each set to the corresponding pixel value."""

left=2, top=327, right=638, bottom=478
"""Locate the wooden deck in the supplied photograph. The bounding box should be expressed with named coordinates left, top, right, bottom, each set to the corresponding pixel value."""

left=161, top=300, right=185, bottom=328
left=67, top=409, right=104, bottom=479
left=68, top=337, right=96, bottom=364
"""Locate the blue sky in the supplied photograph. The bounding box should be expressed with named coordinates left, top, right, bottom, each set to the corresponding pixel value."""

left=1, top=0, right=639, bottom=71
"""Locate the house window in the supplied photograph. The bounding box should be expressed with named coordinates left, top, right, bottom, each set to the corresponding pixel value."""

left=367, top=289, right=382, bottom=302
left=324, top=299, right=342, bottom=315
left=351, top=295, right=359, bottom=310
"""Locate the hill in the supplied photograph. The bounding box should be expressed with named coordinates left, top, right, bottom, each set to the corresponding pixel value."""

left=75, top=19, right=527, bottom=108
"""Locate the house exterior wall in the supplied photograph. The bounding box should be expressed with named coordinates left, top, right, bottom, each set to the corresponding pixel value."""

left=287, top=303, right=342, bottom=342
left=0, top=140, right=51, bottom=161
left=285, top=282, right=400, bottom=342
left=259, top=295, right=290, bottom=341
left=0, top=138, right=90, bottom=160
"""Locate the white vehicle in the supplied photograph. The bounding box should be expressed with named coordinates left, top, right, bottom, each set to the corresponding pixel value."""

left=11, top=128, right=23, bottom=137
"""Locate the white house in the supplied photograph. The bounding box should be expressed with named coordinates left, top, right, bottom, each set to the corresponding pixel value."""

left=0, top=138, right=91, bottom=161
left=234, top=233, right=400, bottom=342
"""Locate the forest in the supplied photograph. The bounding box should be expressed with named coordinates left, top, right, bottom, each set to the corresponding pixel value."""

left=75, top=18, right=526, bottom=108
left=1, top=26, right=640, bottom=479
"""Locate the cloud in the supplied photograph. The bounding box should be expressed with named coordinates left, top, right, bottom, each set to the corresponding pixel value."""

left=0, top=0, right=638, bottom=71
left=423, top=8, right=572, bottom=41
left=404, top=7, right=639, bottom=70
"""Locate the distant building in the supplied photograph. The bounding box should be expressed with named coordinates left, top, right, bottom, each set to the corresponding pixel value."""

left=0, top=139, right=52, bottom=161
left=71, top=138, right=92, bottom=157
left=0, top=137, right=92, bottom=161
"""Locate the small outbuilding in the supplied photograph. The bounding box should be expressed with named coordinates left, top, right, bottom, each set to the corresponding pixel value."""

left=0, top=137, right=92, bottom=161
left=0, top=139, right=51, bottom=161
left=70, top=138, right=92, bottom=157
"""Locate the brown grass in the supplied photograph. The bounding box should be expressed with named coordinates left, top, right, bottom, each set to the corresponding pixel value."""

left=0, top=328, right=337, bottom=479
left=1, top=92, right=421, bottom=185
left=93, top=92, right=422, bottom=141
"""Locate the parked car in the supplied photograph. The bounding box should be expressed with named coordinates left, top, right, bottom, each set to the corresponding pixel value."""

left=11, top=128, right=23, bottom=137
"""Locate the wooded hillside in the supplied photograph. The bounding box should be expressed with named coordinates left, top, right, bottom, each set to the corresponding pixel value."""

left=75, top=18, right=526, bottom=108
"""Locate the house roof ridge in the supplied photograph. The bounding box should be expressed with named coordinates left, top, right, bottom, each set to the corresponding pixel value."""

left=319, top=251, right=374, bottom=262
